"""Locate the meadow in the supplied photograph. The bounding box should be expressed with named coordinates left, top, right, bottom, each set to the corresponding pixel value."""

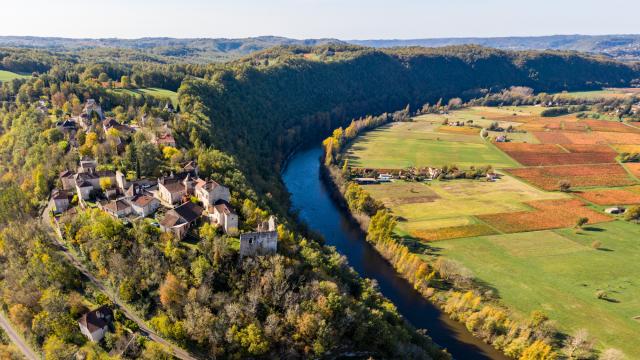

left=345, top=116, right=519, bottom=169
left=110, top=87, right=178, bottom=105
left=0, top=70, right=30, bottom=82
left=435, top=221, right=640, bottom=357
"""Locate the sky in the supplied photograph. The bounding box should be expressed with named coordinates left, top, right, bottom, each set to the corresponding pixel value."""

left=2, top=0, right=639, bottom=40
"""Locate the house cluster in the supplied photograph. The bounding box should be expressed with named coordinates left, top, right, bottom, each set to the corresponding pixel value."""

left=52, top=158, right=245, bottom=242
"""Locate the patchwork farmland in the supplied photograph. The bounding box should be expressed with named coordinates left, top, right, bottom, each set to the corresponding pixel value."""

left=345, top=102, right=640, bottom=356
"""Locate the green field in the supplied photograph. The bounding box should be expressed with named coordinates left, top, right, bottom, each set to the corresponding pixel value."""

left=435, top=221, right=640, bottom=356
left=110, top=87, right=178, bottom=105
left=0, top=70, right=30, bottom=82
left=345, top=118, right=519, bottom=169
left=554, top=88, right=640, bottom=100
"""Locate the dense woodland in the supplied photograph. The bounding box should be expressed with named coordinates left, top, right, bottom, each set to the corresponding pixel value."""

left=0, top=44, right=639, bottom=359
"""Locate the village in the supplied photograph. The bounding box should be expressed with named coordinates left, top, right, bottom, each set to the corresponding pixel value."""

left=47, top=99, right=279, bottom=344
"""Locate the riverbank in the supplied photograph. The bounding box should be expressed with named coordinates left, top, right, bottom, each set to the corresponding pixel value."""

left=319, top=156, right=560, bottom=359
left=283, top=147, right=511, bottom=360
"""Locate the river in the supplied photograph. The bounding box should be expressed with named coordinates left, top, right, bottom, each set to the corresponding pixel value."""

left=282, top=146, right=509, bottom=360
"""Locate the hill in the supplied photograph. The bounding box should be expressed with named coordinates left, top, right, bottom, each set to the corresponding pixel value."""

left=2, top=34, right=640, bottom=63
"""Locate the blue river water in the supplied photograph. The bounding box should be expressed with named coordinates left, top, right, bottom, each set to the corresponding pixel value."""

left=282, top=146, right=508, bottom=360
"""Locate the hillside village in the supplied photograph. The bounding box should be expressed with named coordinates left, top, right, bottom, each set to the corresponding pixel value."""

left=50, top=98, right=278, bottom=255
left=45, top=99, right=280, bottom=344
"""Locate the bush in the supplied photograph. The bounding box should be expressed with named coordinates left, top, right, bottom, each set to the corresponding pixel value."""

left=541, top=107, right=569, bottom=117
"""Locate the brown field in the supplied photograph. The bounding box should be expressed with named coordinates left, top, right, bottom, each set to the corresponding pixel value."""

left=412, top=223, right=498, bottom=241
left=478, top=199, right=612, bottom=233
left=575, top=188, right=640, bottom=205
left=506, top=164, right=636, bottom=190
left=625, top=163, right=640, bottom=178
left=495, top=143, right=616, bottom=166
left=580, top=120, right=640, bottom=133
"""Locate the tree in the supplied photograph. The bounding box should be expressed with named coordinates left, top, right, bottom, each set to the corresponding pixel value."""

left=559, top=180, right=572, bottom=192
left=99, top=177, right=113, bottom=191
left=624, top=205, right=640, bottom=221
left=121, top=75, right=131, bottom=88
left=159, top=273, right=186, bottom=314
left=563, top=329, right=595, bottom=359
left=575, top=217, right=588, bottom=229
left=43, top=335, right=77, bottom=360
left=521, top=340, right=557, bottom=360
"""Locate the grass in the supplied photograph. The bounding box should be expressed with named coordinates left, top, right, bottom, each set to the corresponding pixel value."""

left=435, top=221, right=640, bottom=357
left=346, top=119, right=519, bottom=169
left=0, top=70, right=30, bottom=82
left=110, top=87, right=178, bottom=106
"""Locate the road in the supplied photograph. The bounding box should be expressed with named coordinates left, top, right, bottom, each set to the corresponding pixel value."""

left=41, top=204, right=199, bottom=360
left=0, top=312, right=39, bottom=360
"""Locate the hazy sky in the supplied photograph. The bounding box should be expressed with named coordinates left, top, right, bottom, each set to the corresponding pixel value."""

left=2, top=0, right=639, bottom=39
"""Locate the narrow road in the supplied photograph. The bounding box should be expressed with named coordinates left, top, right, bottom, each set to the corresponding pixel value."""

left=0, top=312, right=39, bottom=360
left=41, top=205, right=198, bottom=360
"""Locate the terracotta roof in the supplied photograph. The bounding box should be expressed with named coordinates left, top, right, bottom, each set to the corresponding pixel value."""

left=156, top=134, right=175, bottom=145
left=196, top=179, right=222, bottom=191
left=131, top=195, right=156, bottom=207
left=183, top=161, right=196, bottom=172
left=79, top=306, right=112, bottom=333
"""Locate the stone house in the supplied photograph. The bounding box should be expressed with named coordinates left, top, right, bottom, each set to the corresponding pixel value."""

left=101, top=199, right=132, bottom=218
left=83, top=99, right=104, bottom=120
left=78, top=306, right=113, bottom=342
left=159, top=202, right=203, bottom=239
left=157, top=176, right=188, bottom=205
left=78, top=158, right=98, bottom=174
left=195, top=179, right=231, bottom=209
left=75, top=179, right=94, bottom=201
left=50, top=189, right=70, bottom=214
left=60, top=170, right=77, bottom=191
left=240, top=216, right=278, bottom=257
left=211, top=200, right=238, bottom=235
left=130, top=195, right=160, bottom=217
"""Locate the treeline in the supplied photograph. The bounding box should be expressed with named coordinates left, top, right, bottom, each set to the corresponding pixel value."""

left=178, top=44, right=640, bottom=211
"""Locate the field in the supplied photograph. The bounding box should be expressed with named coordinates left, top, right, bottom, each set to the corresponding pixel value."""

left=575, top=187, right=640, bottom=205
left=345, top=103, right=640, bottom=355
left=435, top=221, right=640, bottom=357
left=553, top=88, right=640, bottom=99
left=363, top=176, right=567, bottom=240
left=477, top=199, right=612, bottom=233
left=345, top=117, right=519, bottom=169
left=110, top=87, right=178, bottom=105
left=0, top=70, right=30, bottom=82
left=505, top=164, right=636, bottom=190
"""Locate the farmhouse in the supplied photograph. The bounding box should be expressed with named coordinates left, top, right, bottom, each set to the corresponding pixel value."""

left=159, top=202, right=203, bottom=239
left=78, top=306, right=113, bottom=342
left=102, top=118, right=133, bottom=134
left=78, top=158, right=98, bottom=174
left=101, top=199, right=132, bottom=218
left=210, top=200, right=238, bottom=235
left=240, top=216, right=278, bottom=257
